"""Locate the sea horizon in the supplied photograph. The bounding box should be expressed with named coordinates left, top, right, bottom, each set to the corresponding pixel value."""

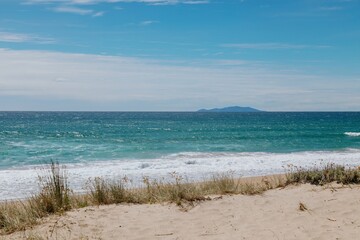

left=1, top=110, right=360, bottom=113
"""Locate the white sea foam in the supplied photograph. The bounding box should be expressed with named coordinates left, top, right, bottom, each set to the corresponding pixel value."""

left=1, top=149, right=360, bottom=200
left=345, top=132, right=360, bottom=137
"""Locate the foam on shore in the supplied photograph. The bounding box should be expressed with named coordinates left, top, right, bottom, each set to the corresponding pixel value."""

left=1, top=148, right=360, bottom=200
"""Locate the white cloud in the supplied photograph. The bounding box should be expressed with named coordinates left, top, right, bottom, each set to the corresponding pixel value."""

left=222, top=43, right=330, bottom=50
left=92, top=10, right=105, bottom=16
left=24, top=0, right=209, bottom=5
left=212, top=59, right=251, bottom=66
left=139, top=20, right=158, bottom=26
left=147, top=0, right=208, bottom=5
left=52, top=6, right=105, bottom=16
left=0, top=32, right=32, bottom=43
left=23, top=0, right=208, bottom=18
left=318, top=6, right=343, bottom=11
left=53, top=6, right=93, bottom=14
left=182, top=0, right=208, bottom=4
left=0, top=48, right=358, bottom=111
left=0, top=31, right=55, bottom=44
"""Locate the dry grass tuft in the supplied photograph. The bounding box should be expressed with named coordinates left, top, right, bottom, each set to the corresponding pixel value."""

left=0, top=162, right=71, bottom=234
left=0, top=201, right=38, bottom=234
left=32, top=161, right=71, bottom=214
left=86, top=177, right=136, bottom=205
left=285, top=163, right=360, bottom=186
left=203, top=173, right=240, bottom=195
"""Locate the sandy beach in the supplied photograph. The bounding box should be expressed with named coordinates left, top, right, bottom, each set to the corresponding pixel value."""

left=2, top=0, right=360, bottom=238
left=3, top=182, right=360, bottom=240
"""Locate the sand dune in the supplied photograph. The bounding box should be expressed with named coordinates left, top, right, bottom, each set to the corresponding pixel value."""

left=3, top=183, right=360, bottom=240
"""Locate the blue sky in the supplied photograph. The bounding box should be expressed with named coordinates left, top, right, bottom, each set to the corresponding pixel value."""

left=0, top=0, right=359, bottom=111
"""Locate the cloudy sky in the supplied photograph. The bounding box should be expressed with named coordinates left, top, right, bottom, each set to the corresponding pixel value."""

left=0, top=0, right=359, bottom=111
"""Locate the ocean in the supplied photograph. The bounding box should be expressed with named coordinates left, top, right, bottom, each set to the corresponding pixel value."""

left=1, top=112, right=360, bottom=200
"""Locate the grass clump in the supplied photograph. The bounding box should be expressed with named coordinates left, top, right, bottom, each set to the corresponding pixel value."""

left=0, top=162, right=70, bottom=234
left=202, top=173, right=284, bottom=196
left=87, top=177, right=134, bottom=205
left=88, top=177, right=110, bottom=205
left=142, top=173, right=207, bottom=206
left=285, top=163, right=360, bottom=186
left=0, top=201, right=39, bottom=234
left=32, top=161, right=71, bottom=213
left=203, top=173, right=240, bottom=194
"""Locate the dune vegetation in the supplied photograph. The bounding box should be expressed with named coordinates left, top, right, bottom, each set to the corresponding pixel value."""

left=1, top=162, right=360, bottom=235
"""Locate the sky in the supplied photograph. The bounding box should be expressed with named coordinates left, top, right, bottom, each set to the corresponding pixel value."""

left=0, top=0, right=359, bottom=111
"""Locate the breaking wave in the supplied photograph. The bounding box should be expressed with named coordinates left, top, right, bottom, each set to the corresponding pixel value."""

left=345, top=132, right=360, bottom=137
left=2, top=148, right=360, bottom=200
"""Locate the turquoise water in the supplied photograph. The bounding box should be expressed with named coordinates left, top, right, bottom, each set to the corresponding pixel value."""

left=1, top=112, right=360, bottom=169
left=1, top=112, right=360, bottom=199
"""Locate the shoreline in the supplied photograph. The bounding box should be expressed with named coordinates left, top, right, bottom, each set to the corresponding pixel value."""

left=2, top=148, right=360, bottom=201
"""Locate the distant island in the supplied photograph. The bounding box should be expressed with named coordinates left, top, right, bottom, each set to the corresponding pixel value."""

left=197, top=106, right=263, bottom=113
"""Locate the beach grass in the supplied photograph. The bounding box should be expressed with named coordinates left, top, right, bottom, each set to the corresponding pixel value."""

left=34, top=161, right=71, bottom=214
left=285, top=163, right=360, bottom=185
left=0, top=162, right=70, bottom=234
left=1, top=162, right=360, bottom=235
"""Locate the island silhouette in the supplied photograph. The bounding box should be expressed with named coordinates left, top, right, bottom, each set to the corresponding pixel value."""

left=197, top=106, right=263, bottom=112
